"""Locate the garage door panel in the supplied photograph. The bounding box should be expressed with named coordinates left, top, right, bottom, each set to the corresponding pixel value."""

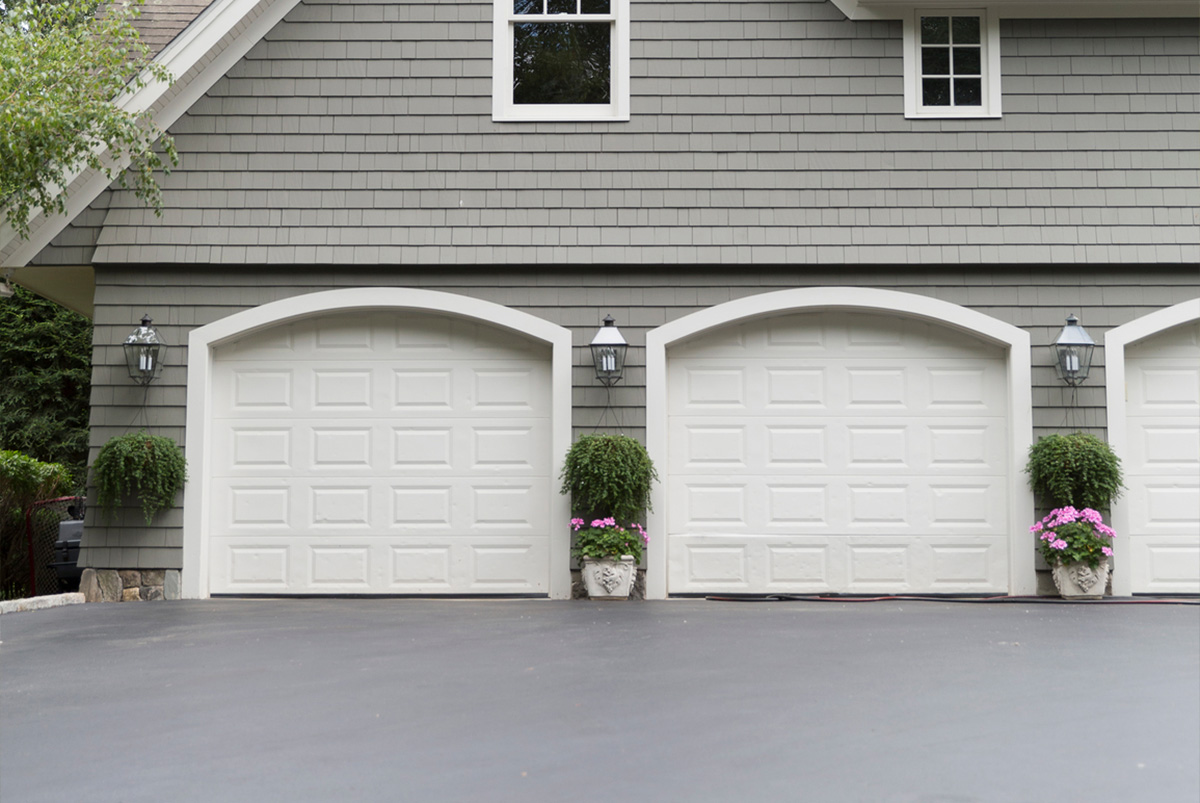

left=670, top=475, right=1007, bottom=535
left=215, top=419, right=551, bottom=478
left=668, top=535, right=1009, bottom=594
left=671, top=361, right=1006, bottom=417
left=1130, top=481, right=1200, bottom=535
left=216, top=312, right=550, bottom=363
left=667, top=310, right=1010, bottom=595
left=1130, top=367, right=1200, bottom=412
left=1127, top=424, right=1200, bottom=475
left=209, top=311, right=552, bottom=595
left=670, top=418, right=1005, bottom=476
left=1125, top=322, right=1200, bottom=593
left=670, top=313, right=1005, bottom=361
left=209, top=536, right=550, bottom=594
left=1130, top=538, right=1200, bottom=593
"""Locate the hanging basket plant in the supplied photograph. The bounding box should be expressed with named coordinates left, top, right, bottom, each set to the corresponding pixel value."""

left=559, top=434, right=657, bottom=523
left=92, top=431, right=187, bottom=524
left=1025, top=432, right=1123, bottom=512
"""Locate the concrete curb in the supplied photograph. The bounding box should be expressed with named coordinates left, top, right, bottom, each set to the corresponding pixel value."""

left=0, top=593, right=86, bottom=616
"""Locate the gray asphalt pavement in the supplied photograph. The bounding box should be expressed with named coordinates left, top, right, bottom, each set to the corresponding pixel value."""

left=2, top=598, right=1197, bottom=803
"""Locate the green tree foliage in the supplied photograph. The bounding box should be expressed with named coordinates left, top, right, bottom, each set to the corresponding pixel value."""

left=1025, top=432, right=1124, bottom=512
left=560, top=434, right=657, bottom=523
left=92, top=431, right=186, bottom=523
left=0, top=286, right=91, bottom=486
left=0, top=0, right=177, bottom=239
left=0, top=449, right=71, bottom=513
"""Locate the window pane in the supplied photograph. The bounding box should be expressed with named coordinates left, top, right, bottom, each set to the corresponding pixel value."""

left=923, top=78, right=951, bottom=106
left=952, top=16, right=981, bottom=45
left=952, top=47, right=980, bottom=75
left=921, top=17, right=949, bottom=45
left=546, top=0, right=575, bottom=13
left=580, top=0, right=609, bottom=12
left=954, top=78, right=982, bottom=106
left=513, top=22, right=611, bottom=105
left=922, top=47, right=950, bottom=76
left=514, top=0, right=542, bottom=14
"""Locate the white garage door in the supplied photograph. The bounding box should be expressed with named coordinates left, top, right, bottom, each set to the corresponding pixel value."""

left=208, top=310, right=553, bottom=595
left=1124, top=321, right=1200, bottom=594
left=667, top=311, right=1010, bottom=595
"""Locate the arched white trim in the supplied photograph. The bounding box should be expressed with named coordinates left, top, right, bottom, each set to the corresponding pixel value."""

left=182, top=288, right=574, bottom=599
left=644, top=287, right=1034, bottom=599
left=1104, top=298, right=1200, bottom=597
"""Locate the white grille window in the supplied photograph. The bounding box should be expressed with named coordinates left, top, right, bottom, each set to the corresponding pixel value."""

left=493, top=0, right=630, bottom=122
left=904, top=9, right=1001, bottom=118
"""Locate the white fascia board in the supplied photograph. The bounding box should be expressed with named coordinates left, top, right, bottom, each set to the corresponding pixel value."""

left=830, top=0, right=1199, bottom=19
left=0, top=0, right=303, bottom=269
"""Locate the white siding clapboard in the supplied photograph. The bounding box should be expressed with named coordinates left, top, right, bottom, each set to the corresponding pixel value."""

left=667, top=311, right=1010, bottom=595
left=1125, top=321, right=1200, bottom=594
left=208, top=311, right=553, bottom=594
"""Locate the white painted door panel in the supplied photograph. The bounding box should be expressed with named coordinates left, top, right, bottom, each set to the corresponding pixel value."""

left=1125, top=321, right=1200, bottom=593
left=208, top=311, right=552, bottom=594
left=667, top=312, right=1010, bottom=594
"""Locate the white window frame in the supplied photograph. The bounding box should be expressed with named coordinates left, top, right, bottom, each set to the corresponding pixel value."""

left=903, top=8, right=1001, bottom=119
left=492, top=0, right=630, bottom=122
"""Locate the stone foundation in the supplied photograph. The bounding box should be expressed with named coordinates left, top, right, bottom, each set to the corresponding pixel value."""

left=79, top=569, right=181, bottom=602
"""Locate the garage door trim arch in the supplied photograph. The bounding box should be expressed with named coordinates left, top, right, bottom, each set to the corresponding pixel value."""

left=644, top=287, right=1033, bottom=599
left=182, top=288, right=574, bottom=599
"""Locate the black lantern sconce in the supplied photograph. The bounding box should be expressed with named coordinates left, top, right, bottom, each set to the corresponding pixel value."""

left=123, top=315, right=167, bottom=386
left=1053, top=314, right=1095, bottom=387
left=590, top=314, right=628, bottom=387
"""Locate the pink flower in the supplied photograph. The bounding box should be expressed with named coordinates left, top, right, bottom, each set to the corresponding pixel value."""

left=1040, top=531, right=1056, bottom=542
left=570, top=518, right=585, bottom=531
left=1101, top=547, right=1113, bottom=557
left=1030, top=522, right=1044, bottom=533
left=1050, top=539, right=1068, bottom=551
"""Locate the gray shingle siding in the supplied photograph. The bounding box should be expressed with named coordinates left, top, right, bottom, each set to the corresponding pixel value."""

left=83, top=0, right=1199, bottom=266
left=79, top=265, right=1198, bottom=570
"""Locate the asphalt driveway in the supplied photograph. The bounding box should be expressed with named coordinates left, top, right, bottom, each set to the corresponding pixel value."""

left=2, top=598, right=1197, bottom=803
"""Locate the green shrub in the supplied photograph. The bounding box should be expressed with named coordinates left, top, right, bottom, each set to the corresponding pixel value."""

left=0, top=450, right=72, bottom=513
left=0, top=451, right=73, bottom=599
left=1025, top=433, right=1123, bottom=512
left=92, top=431, right=187, bottom=524
left=559, top=434, right=657, bottom=523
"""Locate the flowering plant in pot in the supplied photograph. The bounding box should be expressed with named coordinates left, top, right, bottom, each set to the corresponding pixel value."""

left=1031, top=506, right=1115, bottom=599
left=560, top=434, right=658, bottom=599
left=570, top=517, right=648, bottom=599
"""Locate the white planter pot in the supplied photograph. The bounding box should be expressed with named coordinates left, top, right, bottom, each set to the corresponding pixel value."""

left=1051, top=561, right=1111, bottom=600
left=581, top=556, right=636, bottom=599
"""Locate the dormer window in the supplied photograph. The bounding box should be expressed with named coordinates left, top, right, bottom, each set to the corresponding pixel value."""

left=904, top=8, right=1001, bottom=118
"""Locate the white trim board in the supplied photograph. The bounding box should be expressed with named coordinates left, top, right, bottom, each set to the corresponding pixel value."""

left=643, top=286, right=1034, bottom=599
left=1103, top=298, right=1200, bottom=597
left=831, top=0, right=1199, bottom=20
left=183, top=288, right=575, bottom=599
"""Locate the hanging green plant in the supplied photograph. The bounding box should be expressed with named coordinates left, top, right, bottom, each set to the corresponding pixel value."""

left=559, top=434, right=658, bottom=523
left=1025, top=432, right=1123, bottom=512
left=92, top=431, right=187, bottom=524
